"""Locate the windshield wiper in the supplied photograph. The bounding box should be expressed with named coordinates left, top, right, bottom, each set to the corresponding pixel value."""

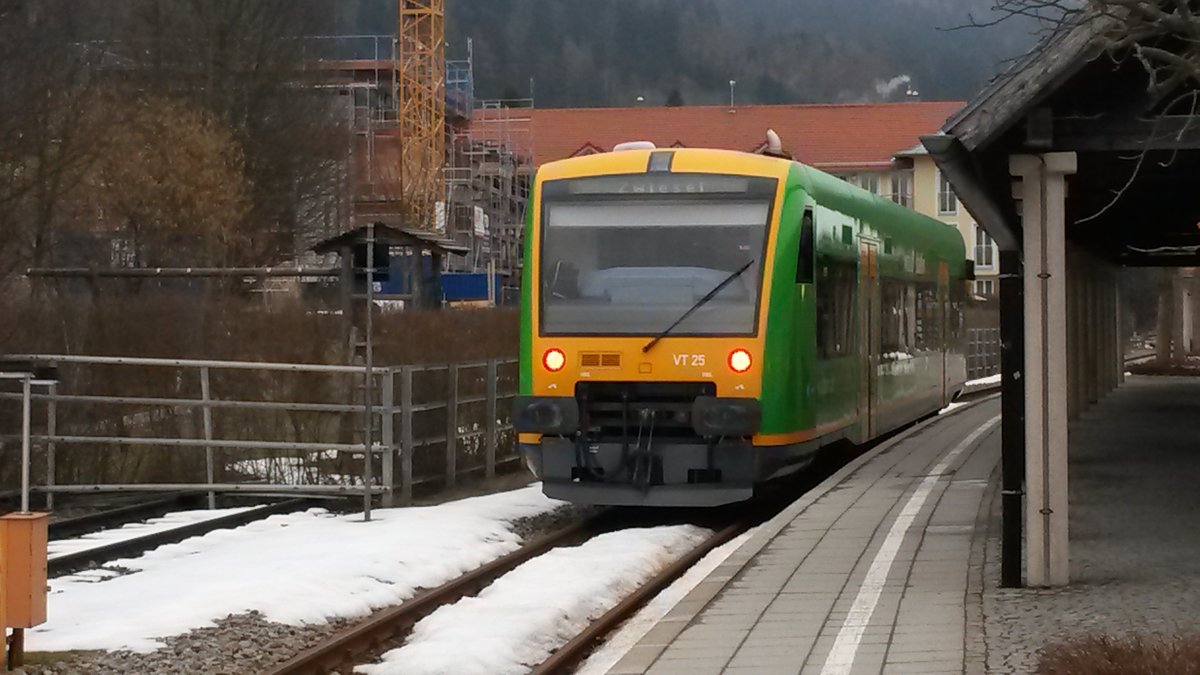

left=642, top=260, right=755, bottom=354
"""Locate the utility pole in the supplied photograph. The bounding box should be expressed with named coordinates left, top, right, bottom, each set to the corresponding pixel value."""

left=363, top=223, right=376, bottom=522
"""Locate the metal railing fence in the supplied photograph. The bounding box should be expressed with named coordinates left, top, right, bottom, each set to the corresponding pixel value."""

left=0, top=354, right=519, bottom=510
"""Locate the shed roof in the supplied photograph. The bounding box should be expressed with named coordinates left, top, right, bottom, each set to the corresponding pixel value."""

left=940, top=17, right=1111, bottom=151
left=311, top=224, right=469, bottom=256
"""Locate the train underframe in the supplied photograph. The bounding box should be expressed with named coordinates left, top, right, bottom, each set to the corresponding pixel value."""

left=516, top=381, right=819, bottom=507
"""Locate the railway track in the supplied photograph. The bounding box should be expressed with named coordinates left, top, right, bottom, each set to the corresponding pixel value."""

left=266, top=499, right=796, bottom=674
left=530, top=520, right=750, bottom=674
left=48, top=492, right=203, bottom=541
left=266, top=371, right=1154, bottom=674
left=49, top=497, right=315, bottom=577
left=265, top=514, right=607, bottom=675
left=264, top=390, right=1010, bottom=675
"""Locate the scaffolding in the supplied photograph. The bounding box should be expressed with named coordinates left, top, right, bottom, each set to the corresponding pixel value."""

left=302, top=35, right=402, bottom=233
left=305, top=27, right=534, bottom=294
left=443, top=96, right=535, bottom=286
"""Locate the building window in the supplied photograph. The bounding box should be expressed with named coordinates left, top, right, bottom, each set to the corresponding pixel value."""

left=859, top=173, right=880, bottom=195
left=889, top=172, right=912, bottom=208
left=110, top=238, right=136, bottom=268
left=974, top=226, right=995, bottom=268
left=937, top=170, right=958, bottom=215
left=975, top=279, right=996, bottom=297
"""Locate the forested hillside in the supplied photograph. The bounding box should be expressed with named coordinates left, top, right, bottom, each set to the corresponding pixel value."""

left=344, top=0, right=1037, bottom=107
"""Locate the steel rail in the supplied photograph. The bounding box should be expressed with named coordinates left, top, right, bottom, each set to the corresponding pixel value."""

left=47, top=493, right=201, bottom=540
left=530, top=520, right=751, bottom=674
left=48, top=498, right=315, bottom=577
left=264, top=516, right=603, bottom=675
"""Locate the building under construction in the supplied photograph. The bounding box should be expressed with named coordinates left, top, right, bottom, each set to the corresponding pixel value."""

left=311, top=2, right=534, bottom=299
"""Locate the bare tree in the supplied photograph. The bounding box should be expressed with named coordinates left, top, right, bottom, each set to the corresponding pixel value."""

left=118, top=0, right=352, bottom=265
left=0, top=1, right=109, bottom=277
left=976, top=1, right=1200, bottom=100
left=63, top=95, right=251, bottom=267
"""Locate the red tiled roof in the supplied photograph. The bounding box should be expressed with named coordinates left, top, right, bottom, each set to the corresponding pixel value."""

left=478, top=101, right=964, bottom=170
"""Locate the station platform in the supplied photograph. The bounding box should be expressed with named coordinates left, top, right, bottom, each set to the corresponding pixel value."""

left=608, top=375, right=1200, bottom=674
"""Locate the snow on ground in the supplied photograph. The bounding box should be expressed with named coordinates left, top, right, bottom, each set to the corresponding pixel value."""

left=576, top=529, right=756, bottom=675
left=29, top=485, right=564, bottom=653
left=968, top=373, right=1001, bottom=387
left=48, top=507, right=252, bottom=560
left=358, top=525, right=712, bottom=675
left=940, top=401, right=969, bottom=415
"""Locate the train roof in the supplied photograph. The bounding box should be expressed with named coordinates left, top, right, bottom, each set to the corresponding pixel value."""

left=536, top=147, right=966, bottom=263
left=792, top=160, right=966, bottom=260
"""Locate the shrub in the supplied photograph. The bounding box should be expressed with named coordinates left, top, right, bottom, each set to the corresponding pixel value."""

left=1038, top=633, right=1200, bottom=675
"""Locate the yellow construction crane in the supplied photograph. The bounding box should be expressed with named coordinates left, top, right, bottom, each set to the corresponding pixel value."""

left=397, top=0, right=445, bottom=230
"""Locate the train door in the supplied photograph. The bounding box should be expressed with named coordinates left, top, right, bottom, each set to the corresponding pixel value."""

left=858, top=241, right=879, bottom=439
left=939, top=262, right=949, bottom=404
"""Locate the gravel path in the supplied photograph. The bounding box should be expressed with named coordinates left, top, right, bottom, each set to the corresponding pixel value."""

left=22, top=500, right=594, bottom=675
left=980, top=377, right=1200, bottom=673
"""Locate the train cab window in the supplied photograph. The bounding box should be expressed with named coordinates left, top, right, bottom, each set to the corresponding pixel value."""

left=796, top=210, right=815, bottom=284
left=538, top=174, right=778, bottom=336
left=816, top=253, right=856, bottom=359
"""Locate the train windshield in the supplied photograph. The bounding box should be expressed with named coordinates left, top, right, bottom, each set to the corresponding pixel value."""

left=539, top=174, right=775, bottom=336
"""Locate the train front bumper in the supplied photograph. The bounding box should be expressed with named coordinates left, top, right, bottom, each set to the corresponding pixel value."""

left=519, top=436, right=758, bottom=507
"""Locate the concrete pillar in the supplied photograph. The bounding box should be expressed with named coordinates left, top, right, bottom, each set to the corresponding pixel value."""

left=1066, top=254, right=1080, bottom=420
left=1157, top=270, right=1175, bottom=366
left=1088, top=269, right=1100, bottom=404
left=1102, top=272, right=1115, bottom=395
left=1117, top=281, right=1126, bottom=385
left=1182, top=281, right=1193, bottom=355
left=1173, top=270, right=1186, bottom=364
left=1011, top=152, right=1075, bottom=587
left=1189, top=273, right=1200, bottom=353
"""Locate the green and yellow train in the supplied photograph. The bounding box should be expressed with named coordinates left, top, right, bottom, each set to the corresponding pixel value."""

left=514, top=145, right=969, bottom=506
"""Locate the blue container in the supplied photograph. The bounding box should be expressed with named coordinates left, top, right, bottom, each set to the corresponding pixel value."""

left=442, top=273, right=501, bottom=302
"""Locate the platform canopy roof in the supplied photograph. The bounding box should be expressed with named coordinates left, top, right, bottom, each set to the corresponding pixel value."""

left=923, top=13, right=1200, bottom=266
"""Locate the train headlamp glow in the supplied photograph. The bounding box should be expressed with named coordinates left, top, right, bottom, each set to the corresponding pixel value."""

left=729, top=349, right=753, bottom=373
left=543, top=348, right=567, bottom=372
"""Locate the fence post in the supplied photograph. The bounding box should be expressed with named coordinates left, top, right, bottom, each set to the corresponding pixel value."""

left=21, top=374, right=32, bottom=512
left=400, top=366, right=414, bottom=504
left=445, top=364, right=459, bottom=489
left=199, top=366, right=216, bottom=510
left=381, top=369, right=395, bottom=508
left=486, top=360, right=497, bottom=479
left=46, top=382, right=57, bottom=511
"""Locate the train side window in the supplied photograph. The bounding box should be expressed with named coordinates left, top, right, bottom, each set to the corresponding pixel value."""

left=915, top=282, right=942, bottom=350
left=880, top=279, right=909, bottom=357
left=796, top=210, right=815, bottom=284
left=816, top=253, right=855, bottom=359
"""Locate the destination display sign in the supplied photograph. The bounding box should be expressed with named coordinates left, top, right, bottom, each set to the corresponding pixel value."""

left=559, top=174, right=763, bottom=196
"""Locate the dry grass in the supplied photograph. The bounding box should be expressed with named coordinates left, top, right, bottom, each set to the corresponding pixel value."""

left=1038, top=633, right=1200, bottom=675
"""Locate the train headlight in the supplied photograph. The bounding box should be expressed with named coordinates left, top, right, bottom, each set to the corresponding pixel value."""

left=543, top=348, right=567, bottom=372
left=728, top=349, right=753, bottom=373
